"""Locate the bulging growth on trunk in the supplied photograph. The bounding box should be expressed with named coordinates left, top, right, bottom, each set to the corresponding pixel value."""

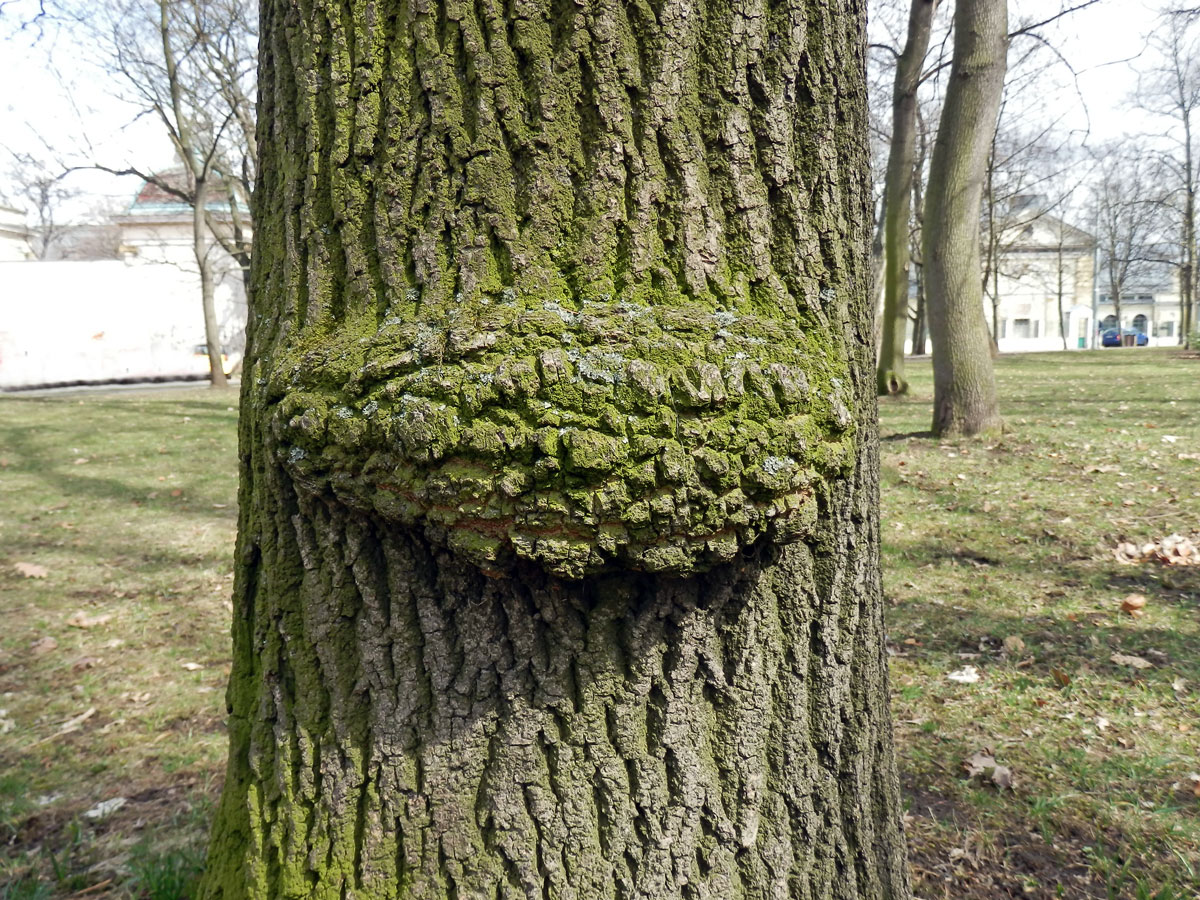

left=922, top=0, right=1005, bottom=437
left=201, top=0, right=909, bottom=896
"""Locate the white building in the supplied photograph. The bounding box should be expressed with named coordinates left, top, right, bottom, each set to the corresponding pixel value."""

left=0, top=205, right=33, bottom=261
left=986, top=215, right=1097, bottom=353
left=0, top=176, right=247, bottom=390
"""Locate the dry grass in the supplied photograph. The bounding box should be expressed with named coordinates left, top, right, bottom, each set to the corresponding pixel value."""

left=0, top=387, right=238, bottom=898
left=883, top=349, right=1200, bottom=899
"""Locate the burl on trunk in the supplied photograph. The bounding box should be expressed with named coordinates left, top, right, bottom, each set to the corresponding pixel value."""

left=201, top=0, right=909, bottom=897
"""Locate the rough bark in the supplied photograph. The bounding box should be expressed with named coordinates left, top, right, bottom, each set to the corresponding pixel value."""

left=201, top=0, right=908, bottom=896
left=922, top=0, right=1005, bottom=436
left=877, top=0, right=938, bottom=397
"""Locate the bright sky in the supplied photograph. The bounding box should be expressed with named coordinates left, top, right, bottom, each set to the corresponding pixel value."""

left=0, top=0, right=1181, bottom=223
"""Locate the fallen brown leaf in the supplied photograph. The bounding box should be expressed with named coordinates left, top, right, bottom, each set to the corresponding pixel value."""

left=1111, top=653, right=1153, bottom=670
left=66, top=611, right=112, bottom=629
left=962, top=750, right=1015, bottom=790
left=30, top=636, right=58, bottom=656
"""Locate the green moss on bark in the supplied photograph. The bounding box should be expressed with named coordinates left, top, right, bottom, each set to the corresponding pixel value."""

left=261, top=296, right=855, bottom=577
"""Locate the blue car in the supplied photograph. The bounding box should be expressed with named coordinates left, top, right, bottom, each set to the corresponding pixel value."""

left=1100, top=329, right=1149, bottom=347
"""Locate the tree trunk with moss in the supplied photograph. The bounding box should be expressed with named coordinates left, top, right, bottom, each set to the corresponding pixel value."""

left=922, top=0, right=1006, bottom=437
left=877, top=0, right=938, bottom=397
left=200, top=0, right=909, bottom=897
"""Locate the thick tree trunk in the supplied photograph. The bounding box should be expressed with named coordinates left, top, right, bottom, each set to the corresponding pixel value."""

left=877, top=0, right=938, bottom=397
left=202, top=0, right=908, bottom=896
left=922, top=0, right=1005, bottom=436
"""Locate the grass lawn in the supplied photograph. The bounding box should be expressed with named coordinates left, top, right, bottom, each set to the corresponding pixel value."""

left=1, top=349, right=1198, bottom=898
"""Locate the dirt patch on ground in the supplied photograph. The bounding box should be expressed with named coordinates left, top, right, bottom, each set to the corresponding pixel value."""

left=904, top=779, right=1128, bottom=900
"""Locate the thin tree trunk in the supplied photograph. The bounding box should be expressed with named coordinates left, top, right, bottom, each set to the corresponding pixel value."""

left=878, top=0, right=938, bottom=396
left=1057, top=237, right=1069, bottom=351
left=910, top=125, right=929, bottom=357
left=194, top=175, right=228, bottom=388
left=158, top=0, right=227, bottom=388
left=922, top=0, right=1006, bottom=436
left=872, top=195, right=887, bottom=356
left=1183, top=113, right=1195, bottom=348
left=201, top=0, right=909, bottom=897
left=984, top=144, right=1001, bottom=349
left=911, top=268, right=928, bottom=355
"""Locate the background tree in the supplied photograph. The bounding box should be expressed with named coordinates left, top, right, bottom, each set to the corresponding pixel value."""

left=53, top=0, right=257, bottom=386
left=1090, top=146, right=1171, bottom=335
left=908, top=104, right=933, bottom=356
left=3, top=149, right=123, bottom=260
left=200, top=0, right=910, bottom=897
left=980, top=125, right=1087, bottom=348
left=923, top=0, right=1007, bottom=436
left=1136, top=6, right=1200, bottom=346
left=4, top=150, right=74, bottom=259
left=877, top=0, right=940, bottom=396
left=869, top=0, right=1095, bottom=387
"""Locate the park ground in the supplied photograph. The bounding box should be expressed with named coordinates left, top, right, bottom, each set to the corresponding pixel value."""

left=1, top=349, right=1198, bottom=899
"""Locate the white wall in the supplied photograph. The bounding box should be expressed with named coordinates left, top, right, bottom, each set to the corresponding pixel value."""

left=0, top=258, right=245, bottom=388
left=0, top=206, right=33, bottom=261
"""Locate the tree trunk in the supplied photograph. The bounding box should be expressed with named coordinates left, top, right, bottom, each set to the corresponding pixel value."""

left=1057, top=238, right=1069, bottom=351
left=872, top=195, right=887, bottom=356
left=1183, top=137, right=1195, bottom=350
left=922, top=0, right=1005, bottom=437
left=201, top=0, right=908, bottom=897
left=911, top=270, right=928, bottom=356
left=877, top=0, right=938, bottom=397
left=909, top=127, right=929, bottom=358
left=194, top=175, right=228, bottom=389
left=1181, top=107, right=1195, bottom=349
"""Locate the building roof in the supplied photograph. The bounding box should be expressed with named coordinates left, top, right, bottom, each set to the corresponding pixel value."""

left=124, top=170, right=244, bottom=218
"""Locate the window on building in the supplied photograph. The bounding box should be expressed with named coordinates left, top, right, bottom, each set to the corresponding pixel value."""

left=1013, top=318, right=1033, bottom=339
left=1160, top=321, right=1175, bottom=337
left=1102, top=314, right=1118, bottom=329
left=1133, top=314, right=1148, bottom=334
left=1136, top=294, right=1153, bottom=303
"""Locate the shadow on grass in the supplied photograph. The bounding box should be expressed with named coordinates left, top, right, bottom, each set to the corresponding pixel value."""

left=0, top=420, right=236, bottom=521
left=881, top=430, right=937, bottom=442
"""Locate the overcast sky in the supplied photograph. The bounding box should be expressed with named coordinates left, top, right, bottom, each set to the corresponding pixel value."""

left=0, top=0, right=1179, bottom=222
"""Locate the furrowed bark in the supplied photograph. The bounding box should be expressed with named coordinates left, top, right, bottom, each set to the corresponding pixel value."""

left=877, top=0, right=938, bottom=397
left=201, top=0, right=908, bottom=896
left=922, top=0, right=1005, bottom=437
